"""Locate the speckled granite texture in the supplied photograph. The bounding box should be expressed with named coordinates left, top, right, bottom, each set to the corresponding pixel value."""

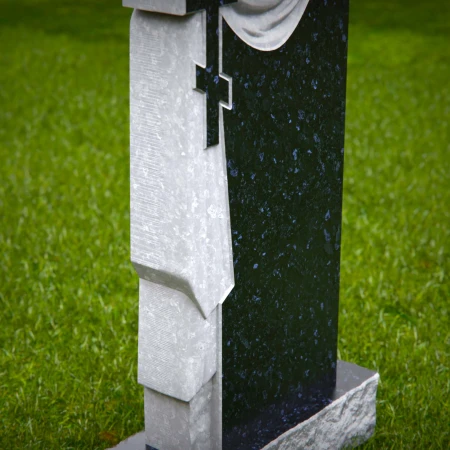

left=129, top=8, right=231, bottom=448
left=109, top=361, right=379, bottom=450
left=123, top=0, right=187, bottom=16
left=129, top=9, right=234, bottom=323
left=138, top=279, right=217, bottom=402
left=222, top=0, right=349, bottom=448
left=261, top=362, right=379, bottom=450
left=143, top=380, right=214, bottom=449
left=122, top=0, right=378, bottom=449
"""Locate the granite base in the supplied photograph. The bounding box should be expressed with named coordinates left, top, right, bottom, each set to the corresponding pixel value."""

left=109, top=360, right=379, bottom=450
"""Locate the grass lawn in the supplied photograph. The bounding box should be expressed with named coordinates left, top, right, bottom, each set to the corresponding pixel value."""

left=0, top=0, right=449, bottom=448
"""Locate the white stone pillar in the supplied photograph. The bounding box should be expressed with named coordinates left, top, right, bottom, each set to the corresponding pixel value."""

left=125, top=2, right=234, bottom=448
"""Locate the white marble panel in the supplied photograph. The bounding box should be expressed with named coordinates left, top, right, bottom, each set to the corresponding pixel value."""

left=130, top=9, right=234, bottom=321
left=123, top=0, right=187, bottom=15
left=138, top=279, right=217, bottom=402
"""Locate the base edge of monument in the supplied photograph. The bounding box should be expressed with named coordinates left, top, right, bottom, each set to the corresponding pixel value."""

left=261, top=360, right=380, bottom=450
left=109, top=360, right=379, bottom=450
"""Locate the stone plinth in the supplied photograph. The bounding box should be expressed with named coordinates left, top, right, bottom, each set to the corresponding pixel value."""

left=109, top=361, right=379, bottom=450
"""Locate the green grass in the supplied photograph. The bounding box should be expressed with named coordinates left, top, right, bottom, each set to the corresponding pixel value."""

left=0, top=0, right=449, bottom=448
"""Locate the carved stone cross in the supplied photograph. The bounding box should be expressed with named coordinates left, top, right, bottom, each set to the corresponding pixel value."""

left=187, top=0, right=236, bottom=148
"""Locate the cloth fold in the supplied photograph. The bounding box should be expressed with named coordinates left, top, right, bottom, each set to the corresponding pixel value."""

left=222, top=0, right=310, bottom=51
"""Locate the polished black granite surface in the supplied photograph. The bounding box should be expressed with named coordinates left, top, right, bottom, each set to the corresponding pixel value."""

left=222, top=0, right=349, bottom=448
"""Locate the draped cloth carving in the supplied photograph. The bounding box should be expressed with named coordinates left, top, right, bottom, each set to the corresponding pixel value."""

left=222, top=0, right=310, bottom=51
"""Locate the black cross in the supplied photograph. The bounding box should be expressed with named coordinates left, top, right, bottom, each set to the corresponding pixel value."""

left=187, top=0, right=237, bottom=148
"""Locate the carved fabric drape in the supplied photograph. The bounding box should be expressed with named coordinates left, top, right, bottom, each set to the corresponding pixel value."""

left=222, top=0, right=310, bottom=51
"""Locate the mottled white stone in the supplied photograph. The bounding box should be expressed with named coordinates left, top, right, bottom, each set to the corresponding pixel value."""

left=129, top=7, right=231, bottom=446
left=130, top=9, right=234, bottom=321
left=143, top=304, right=222, bottom=450
left=123, top=0, right=312, bottom=52
left=123, top=3, right=379, bottom=450
left=262, top=366, right=380, bottom=450
left=144, top=380, right=212, bottom=450
left=210, top=303, right=223, bottom=450
left=109, top=360, right=378, bottom=450
left=138, top=279, right=217, bottom=402
left=123, top=0, right=188, bottom=15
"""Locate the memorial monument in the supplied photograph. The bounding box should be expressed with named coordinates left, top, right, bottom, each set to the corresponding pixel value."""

left=112, top=0, right=380, bottom=448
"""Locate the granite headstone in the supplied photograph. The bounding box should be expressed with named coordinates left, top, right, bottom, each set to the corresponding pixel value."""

left=117, top=1, right=379, bottom=449
left=221, top=1, right=346, bottom=447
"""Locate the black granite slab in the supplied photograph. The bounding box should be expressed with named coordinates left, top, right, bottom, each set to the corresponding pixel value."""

left=221, top=0, right=349, bottom=448
left=186, top=0, right=237, bottom=147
